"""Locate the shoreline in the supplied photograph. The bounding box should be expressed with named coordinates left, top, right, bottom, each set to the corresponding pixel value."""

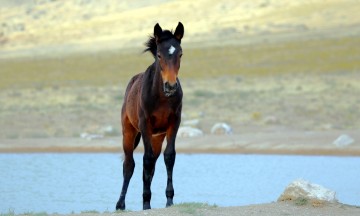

left=6, top=201, right=359, bottom=216
left=1, top=130, right=359, bottom=156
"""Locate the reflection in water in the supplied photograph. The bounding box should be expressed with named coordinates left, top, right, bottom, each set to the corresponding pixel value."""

left=0, top=153, right=359, bottom=214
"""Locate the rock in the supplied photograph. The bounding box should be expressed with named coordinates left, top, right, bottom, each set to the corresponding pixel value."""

left=211, top=123, right=232, bottom=135
left=333, top=134, right=354, bottom=147
left=278, top=179, right=337, bottom=203
left=101, top=125, right=114, bottom=134
left=177, top=126, right=203, bottom=138
left=80, top=132, right=104, bottom=141
left=100, top=125, right=119, bottom=136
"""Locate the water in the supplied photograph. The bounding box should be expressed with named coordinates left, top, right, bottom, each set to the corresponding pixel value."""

left=0, top=153, right=359, bottom=214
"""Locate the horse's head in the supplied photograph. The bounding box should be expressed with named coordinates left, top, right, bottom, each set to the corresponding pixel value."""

left=153, top=22, right=184, bottom=97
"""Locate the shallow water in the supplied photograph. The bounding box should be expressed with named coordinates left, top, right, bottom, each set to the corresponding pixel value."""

left=0, top=153, right=359, bottom=214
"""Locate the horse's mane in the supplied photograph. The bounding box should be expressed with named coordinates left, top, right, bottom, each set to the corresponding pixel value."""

left=144, top=30, right=174, bottom=58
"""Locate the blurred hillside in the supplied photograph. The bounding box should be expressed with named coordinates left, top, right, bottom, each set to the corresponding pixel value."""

left=1, top=0, right=360, bottom=57
left=0, top=0, right=360, bottom=140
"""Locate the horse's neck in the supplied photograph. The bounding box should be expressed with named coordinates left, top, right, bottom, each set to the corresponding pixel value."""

left=151, top=62, right=164, bottom=95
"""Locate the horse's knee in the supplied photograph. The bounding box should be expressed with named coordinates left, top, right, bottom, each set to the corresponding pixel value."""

left=124, top=155, right=135, bottom=167
left=143, top=153, right=156, bottom=169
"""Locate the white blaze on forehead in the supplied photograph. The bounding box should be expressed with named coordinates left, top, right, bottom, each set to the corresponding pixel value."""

left=168, top=45, right=176, bottom=55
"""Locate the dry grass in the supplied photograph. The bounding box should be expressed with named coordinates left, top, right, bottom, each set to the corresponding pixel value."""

left=1, top=0, right=360, bottom=51
left=1, top=32, right=360, bottom=139
left=1, top=35, right=359, bottom=90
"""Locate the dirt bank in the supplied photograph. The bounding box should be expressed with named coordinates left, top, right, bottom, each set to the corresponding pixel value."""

left=46, top=201, right=360, bottom=216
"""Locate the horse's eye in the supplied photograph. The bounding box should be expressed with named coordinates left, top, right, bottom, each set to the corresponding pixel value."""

left=179, top=53, right=183, bottom=58
left=157, top=54, right=161, bottom=59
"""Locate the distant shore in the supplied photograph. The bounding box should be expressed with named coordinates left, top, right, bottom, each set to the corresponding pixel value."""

left=1, top=130, right=359, bottom=156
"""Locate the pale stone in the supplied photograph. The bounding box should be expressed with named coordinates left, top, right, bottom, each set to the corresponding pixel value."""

left=278, top=179, right=337, bottom=202
left=177, top=126, right=203, bottom=138
left=211, top=123, right=232, bottom=135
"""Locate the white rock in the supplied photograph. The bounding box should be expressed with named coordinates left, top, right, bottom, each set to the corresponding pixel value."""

left=177, top=126, right=203, bottom=138
left=278, top=179, right=337, bottom=202
left=333, top=134, right=354, bottom=147
left=211, top=123, right=232, bottom=135
left=80, top=132, right=104, bottom=141
left=101, top=125, right=114, bottom=133
left=80, top=132, right=88, bottom=139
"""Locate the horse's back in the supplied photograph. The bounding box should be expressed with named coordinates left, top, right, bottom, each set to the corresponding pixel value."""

left=124, top=73, right=143, bottom=98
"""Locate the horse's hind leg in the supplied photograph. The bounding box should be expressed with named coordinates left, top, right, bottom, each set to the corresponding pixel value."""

left=116, top=120, right=140, bottom=210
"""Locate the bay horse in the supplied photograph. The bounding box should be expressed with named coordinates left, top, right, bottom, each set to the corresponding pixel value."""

left=116, top=22, right=184, bottom=210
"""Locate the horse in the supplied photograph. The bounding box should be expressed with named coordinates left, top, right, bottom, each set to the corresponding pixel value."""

left=116, top=22, right=184, bottom=211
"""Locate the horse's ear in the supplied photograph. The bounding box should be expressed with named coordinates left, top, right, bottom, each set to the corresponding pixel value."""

left=174, top=22, right=184, bottom=41
left=154, top=23, right=162, bottom=43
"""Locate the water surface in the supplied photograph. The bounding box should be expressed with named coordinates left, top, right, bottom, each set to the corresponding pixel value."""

left=0, top=153, right=359, bottom=214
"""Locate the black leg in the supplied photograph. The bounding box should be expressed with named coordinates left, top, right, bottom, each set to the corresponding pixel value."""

left=116, top=153, right=135, bottom=210
left=116, top=117, right=139, bottom=210
left=164, top=114, right=180, bottom=207
left=142, top=151, right=156, bottom=210
left=139, top=115, right=160, bottom=210
left=164, top=149, right=176, bottom=207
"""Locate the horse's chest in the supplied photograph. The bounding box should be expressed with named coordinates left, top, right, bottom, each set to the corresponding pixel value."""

left=150, top=106, right=173, bottom=134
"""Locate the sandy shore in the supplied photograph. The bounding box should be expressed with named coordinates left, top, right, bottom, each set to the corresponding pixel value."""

left=1, top=130, right=359, bottom=156
left=44, top=201, right=360, bottom=216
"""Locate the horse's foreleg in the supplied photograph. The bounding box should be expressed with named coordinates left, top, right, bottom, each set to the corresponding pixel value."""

left=139, top=118, right=157, bottom=210
left=164, top=145, right=176, bottom=207
left=164, top=115, right=181, bottom=207
left=142, top=144, right=156, bottom=210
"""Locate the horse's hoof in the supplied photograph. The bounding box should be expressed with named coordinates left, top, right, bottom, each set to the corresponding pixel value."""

left=116, top=201, right=125, bottom=211
left=143, top=202, right=151, bottom=210
left=166, top=199, right=173, bottom=207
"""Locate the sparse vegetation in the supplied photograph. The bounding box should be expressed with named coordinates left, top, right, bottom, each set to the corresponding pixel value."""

left=294, top=197, right=308, bottom=206
left=0, top=209, right=15, bottom=216
left=174, top=202, right=217, bottom=215
left=193, top=90, right=216, bottom=98
left=1, top=36, right=359, bottom=89
left=114, top=209, right=132, bottom=214
left=80, top=210, right=99, bottom=214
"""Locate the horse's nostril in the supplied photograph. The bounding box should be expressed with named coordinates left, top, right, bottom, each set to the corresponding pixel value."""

left=164, top=82, right=178, bottom=90
left=169, top=82, right=178, bottom=90
left=163, top=82, right=178, bottom=96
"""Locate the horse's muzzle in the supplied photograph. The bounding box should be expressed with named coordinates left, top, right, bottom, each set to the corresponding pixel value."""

left=163, top=82, right=178, bottom=97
